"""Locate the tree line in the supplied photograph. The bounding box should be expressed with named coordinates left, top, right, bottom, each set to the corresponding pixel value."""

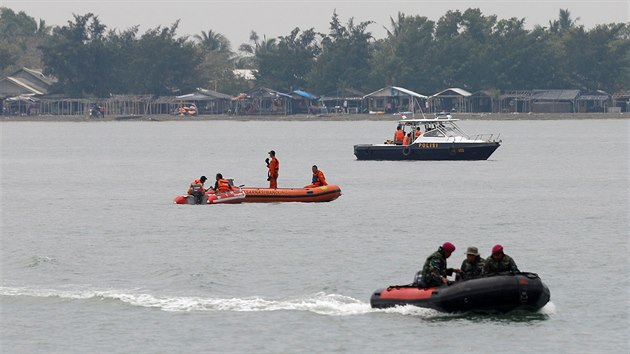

left=1, top=7, right=628, bottom=98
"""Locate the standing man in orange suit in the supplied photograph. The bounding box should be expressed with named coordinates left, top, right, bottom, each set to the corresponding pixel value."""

left=265, top=150, right=279, bottom=189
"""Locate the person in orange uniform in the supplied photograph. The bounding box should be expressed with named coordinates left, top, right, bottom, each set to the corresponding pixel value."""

left=187, top=175, right=207, bottom=204
left=415, top=127, right=422, bottom=138
left=265, top=150, right=279, bottom=189
left=402, top=133, right=412, bottom=146
left=304, top=165, right=328, bottom=188
left=213, top=173, right=233, bottom=193
left=394, top=125, right=404, bottom=144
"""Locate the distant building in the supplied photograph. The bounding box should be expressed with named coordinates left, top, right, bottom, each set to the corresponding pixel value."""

left=428, top=88, right=472, bottom=113
left=232, top=86, right=292, bottom=115
left=611, top=91, right=630, bottom=112
left=531, top=89, right=580, bottom=113
left=0, top=67, right=57, bottom=115
left=363, top=86, right=427, bottom=114
left=176, top=88, right=233, bottom=114
left=320, top=88, right=365, bottom=114
left=577, top=91, right=611, bottom=113
left=288, top=90, right=319, bottom=114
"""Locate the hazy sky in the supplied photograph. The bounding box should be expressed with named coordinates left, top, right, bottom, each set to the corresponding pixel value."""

left=2, top=0, right=628, bottom=48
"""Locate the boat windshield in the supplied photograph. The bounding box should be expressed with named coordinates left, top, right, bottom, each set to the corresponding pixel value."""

left=441, top=125, right=464, bottom=137
left=423, top=128, right=444, bottom=137
left=421, top=122, right=466, bottom=138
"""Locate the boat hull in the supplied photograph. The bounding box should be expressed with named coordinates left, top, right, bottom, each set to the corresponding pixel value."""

left=370, top=273, right=550, bottom=313
left=173, top=189, right=246, bottom=205
left=237, top=184, right=342, bottom=203
left=354, top=142, right=500, bottom=161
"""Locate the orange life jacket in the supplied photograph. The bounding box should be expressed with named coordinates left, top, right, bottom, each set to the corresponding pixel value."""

left=311, top=170, right=327, bottom=186
left=415, top=130, right=422, bottom=137
left=394, top=130, right=404, bottom=143
left=217, top=178, right=231, bottom=193
left=189, top=179, right=204, bottom=195
left=268, top=157, right=279, bottom=178
left=402, top=135, right=411, bottom=146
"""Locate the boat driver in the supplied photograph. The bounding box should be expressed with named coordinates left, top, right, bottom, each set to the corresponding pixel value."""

left=418, top=242, right=460, bottom=288
left=187, top=175, right=207, bottom=204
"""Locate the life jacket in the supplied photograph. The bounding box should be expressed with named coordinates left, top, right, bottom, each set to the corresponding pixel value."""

left=217, top=178, right=231, bottom=193
left=394, top=130, right=404, bottom=143
left=402, top=135, right=411, bottom=146
left=415, top=129, right=422, bottom=137
left=311, top=170, right=327, bottom=186
left=268, top=157, right=279, bottom=178
left=189, top=179, right=204, bottom=195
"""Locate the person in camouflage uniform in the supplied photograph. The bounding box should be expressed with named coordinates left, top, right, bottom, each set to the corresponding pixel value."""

left=420, top=242, right=460, bottom=287
left=459, top=246, right=485, bottom=280
left=483, top=244, right=519, bottom=276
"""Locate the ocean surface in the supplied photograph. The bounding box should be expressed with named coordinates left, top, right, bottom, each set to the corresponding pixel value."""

left=1, top=118, right=628, bottom=353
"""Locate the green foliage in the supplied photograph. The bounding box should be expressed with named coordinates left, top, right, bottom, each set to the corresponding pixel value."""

left=2, top=7, right=629, bottom=97
left=306, top=12, right=373, bottom=94
left=39, top=15, right=203, bottom=96
left=0, top=7, right=49, bottom=76
left=254, top=27, right=320, bottom=91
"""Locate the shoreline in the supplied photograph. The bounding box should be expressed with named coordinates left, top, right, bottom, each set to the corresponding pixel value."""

left=1, top=112, right=629, bottom=122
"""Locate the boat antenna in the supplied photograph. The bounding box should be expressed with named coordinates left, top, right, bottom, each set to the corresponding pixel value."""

left=414, top=97, right=427, bottom=119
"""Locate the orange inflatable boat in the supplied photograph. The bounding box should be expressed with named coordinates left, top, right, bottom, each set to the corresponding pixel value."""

left=237, top=184, right=342, bottom=203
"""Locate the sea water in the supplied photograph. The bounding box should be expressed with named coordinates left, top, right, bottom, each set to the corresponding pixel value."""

left=1, top=119, right=628, bottom=353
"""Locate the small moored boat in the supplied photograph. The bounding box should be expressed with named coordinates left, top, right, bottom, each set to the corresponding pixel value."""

left=354, top=113, right=501, bottom=160
left=370, top=272, right=550, bottom=313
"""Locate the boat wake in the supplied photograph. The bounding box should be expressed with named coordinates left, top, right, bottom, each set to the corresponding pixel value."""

left=0, top=286, right=554, bottom=317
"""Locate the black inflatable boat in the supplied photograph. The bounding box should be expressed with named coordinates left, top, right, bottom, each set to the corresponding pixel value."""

left=370, top=272, right=550, bottom=313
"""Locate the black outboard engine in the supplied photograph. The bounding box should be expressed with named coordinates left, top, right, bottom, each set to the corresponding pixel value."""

left=190, top=183, right=204, bottom=204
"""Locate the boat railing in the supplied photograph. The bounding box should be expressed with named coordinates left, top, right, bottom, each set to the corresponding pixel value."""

left=470, top=133, right=501, bottom=142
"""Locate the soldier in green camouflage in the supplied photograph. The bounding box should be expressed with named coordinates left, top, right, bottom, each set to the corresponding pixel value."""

left=420, top=242, right=460, bottom=287
left=459, top=246, right=485, bottom=280
left=483, top=244, right=519, bottom=276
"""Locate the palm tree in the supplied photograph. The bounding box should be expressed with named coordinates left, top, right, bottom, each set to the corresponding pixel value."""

left=194, top=30, right=231, bottom=52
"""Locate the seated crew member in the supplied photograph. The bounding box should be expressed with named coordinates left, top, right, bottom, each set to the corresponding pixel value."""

left=213, top=173, right=233, bottom=193
left=418, top=242, right=460, bottom=287
left=415, top=127, right=422, bottom=138
left=482, top=244, right=520, bottom=276
left=394, top=125, right=404, bottom=144
left=458, top=246, right=484, bottom=281
left=304, top=165, right=328, bottom=188
left=187, top=175, right=207, bottom=204
left=402, top=132, right=412, bottom=146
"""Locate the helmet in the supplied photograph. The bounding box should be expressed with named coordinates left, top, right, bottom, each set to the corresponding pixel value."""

left=442, top=242, right=456, bottom=254
left=492, top=244, right=503, bottom=254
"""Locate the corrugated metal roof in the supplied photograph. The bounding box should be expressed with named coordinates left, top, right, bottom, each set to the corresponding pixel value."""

left=579, top=94, right=609, bottom=101
left=363, top=86, right=427, bottom=99
left=245, top=87, right=292, bottom=98
left=197, top=88, right=232, bottom=100
left=322, top=88, right=365, bottom=100
left=391, top=86, right=428, bottom=99
left=531, top=89, right=580, bottom=100
left=290, top=90, right=318, bottom=100
left=6, top=77, right=45, bottom=95
left=431, top=88, right=472, bottom=97
left=176, top=92, right=213, bottom=100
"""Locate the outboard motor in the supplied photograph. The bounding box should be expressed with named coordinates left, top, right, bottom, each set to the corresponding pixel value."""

left=412, top=271, right=425, bottom=288
left=190, top=183, right=204, bottom=204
